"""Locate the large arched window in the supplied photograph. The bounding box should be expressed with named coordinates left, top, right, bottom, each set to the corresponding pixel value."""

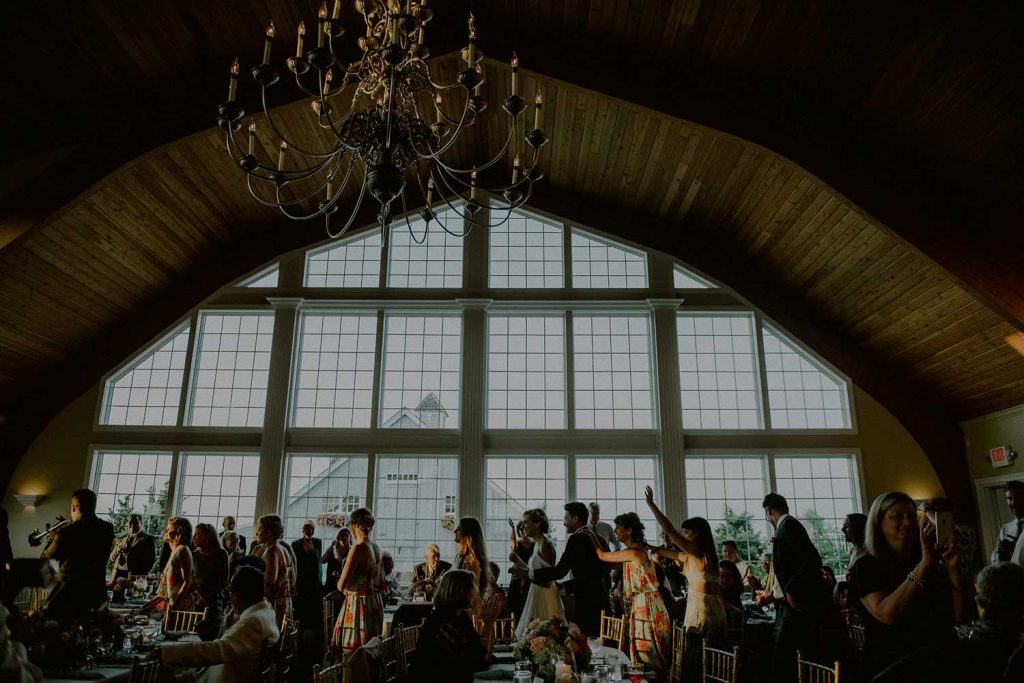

left=91, top=205, right=861, bottom=574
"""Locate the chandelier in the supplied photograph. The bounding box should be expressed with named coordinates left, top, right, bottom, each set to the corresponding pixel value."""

left=215, top=1, right=549, bottom=241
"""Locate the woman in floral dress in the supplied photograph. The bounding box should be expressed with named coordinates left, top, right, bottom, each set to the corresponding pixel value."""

left=257, top=514, right=296, bottom=624
left=586, top=511, right=671, bottom=679
left=137, top=517, right=196, bottom=618
left=333, top=507, right=387, bottom=654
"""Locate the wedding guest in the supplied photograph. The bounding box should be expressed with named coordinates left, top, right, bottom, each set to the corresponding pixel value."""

left=721, top=540, right=751, bottom=584
left=963, top=561, right=1024, bottom=681
left=513, top=508, right=563, bottom=637
left=138, top=516, right=196, bottom=617
left=153, top=566, right=279, bottom=683
left=222, top=532, right=245, bottom=577
left=763, top=492, right=827, bottom=682
left=256, top=515, right=295, bottom=624
left=321, top=528, right=350, bottom=596
left=40, top=489, right=115, bottom=621
left=0, top=603, right=41, bottom=683
left=218, top=556, right=267, bottom=635
left=193, top=523, right=230, bottom=621
left=821, top=565, right=837, bottom=590
left=220, top=516, right=247, bottom=555
left=842, top=513, right=868, bottom=577
left=333, top=508, right=386, bottom=654
left=992, top=480, right=1024, bottom=565
left=380, top=552, right=402, bottom=603
left=407, top=570, right=493, bottom=683
left=411, top=543, right=451, bottom=600
left=719, top=560, right=744, bottom=610
left=588, top=502, right=619, bottom=551
left=109, top=513, right=157, bottom=581
left=505, top=519, right=534, bottom=617
left=587, top=512, right=670, bottom=676
left=849, top=491, right=976, bottom=679
left=454, top=517, right=493, bottom=598
left=290, top=521, right=323, bottom=628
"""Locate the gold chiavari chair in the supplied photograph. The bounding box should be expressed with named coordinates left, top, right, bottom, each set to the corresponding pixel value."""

left=702, top=640, right=740, bottom=683
left=128, top=656, right=161, bottom=683
left=399, top=619, right=422, bottom=679
left=380, top=631, right=405, bottom=683
left=255, top=639, right=276, bottom=683
left=848, top=623, right=865, bottom=655
left=323, top=594, right=341, bottom=663
left=724, top=606, right=744, bottom=649
left=313, top=661, right=347, bottom=683
left=669, top=622, right=685, bottom=683
left=599, top=610, right=627, bottom=652
left=275, top=619, right=300, bottom=683
left=491, top=614, right=517, bottom=645
left=163, top=607, right=208, bottom=634
left=797, top=651, right=841, bottom=683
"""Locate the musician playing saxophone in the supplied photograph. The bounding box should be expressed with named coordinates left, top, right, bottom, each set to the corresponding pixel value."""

left=108, top=513, right=157, bottom=582
left=41, top=488, right=115, bottom=621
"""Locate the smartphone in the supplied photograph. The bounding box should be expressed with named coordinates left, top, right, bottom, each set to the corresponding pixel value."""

left=928, top=510, right=954, bottom=547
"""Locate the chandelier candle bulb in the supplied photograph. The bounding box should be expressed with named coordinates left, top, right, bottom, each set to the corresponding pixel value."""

left=470, top=168, right=478, bottom=200
left=435, top=93, right=443, bottom=123
left=296, top=21, right=306, bottom=58
left=511, top=53, right=519, bottom=96
left=331, top=0, right=341, bottom=20
left=277, top=141, right=287, bottom=170
left=324, top=70, right=333, bottom=96
left=228, top=58, right=239, bottom=102
left=326, top=180, right=333, bottom=199
left=426, top=178, right=433, bottom=206
left=262, top=22, right=275, bottom=65
left=512, top=155, right=520, bottom=184
left=534, top=91, right=542, bottom=129
left=467, top=13, right=476, bottom=65
left=248, top=122, right=256, bottom=155
left=474, top=65, right=483, bottom=96
left=318, top=4, right=328, bottom=47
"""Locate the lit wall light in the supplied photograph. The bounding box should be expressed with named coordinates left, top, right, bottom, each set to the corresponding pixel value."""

left=13, top=494, right=47, bottom=509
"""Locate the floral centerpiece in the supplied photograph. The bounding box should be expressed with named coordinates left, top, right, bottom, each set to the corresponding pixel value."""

left=18, top=609, right=125, bottom=670
left=317, top=511, right=347, bottom=529
left=513, top=618, right=590, bottom=681
left=441, top=515, right=456, bottom=533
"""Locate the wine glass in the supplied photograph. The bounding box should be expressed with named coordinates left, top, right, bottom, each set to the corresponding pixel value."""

left=588, top=637, right=602, bottom=658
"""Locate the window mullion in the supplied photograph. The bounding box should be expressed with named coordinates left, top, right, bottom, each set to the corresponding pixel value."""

left=753, top=311, right=772, bottom=430
left=651, top=300, right=685, bottom=524
left=176, top=311, right=201, bottom=427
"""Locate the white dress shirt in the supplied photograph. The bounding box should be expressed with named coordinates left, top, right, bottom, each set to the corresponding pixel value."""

left=161, top=599, right=280, bottom=683
left=991, top=517, right=1024, bottom=565
left=590, top=520, right=619, bottom=550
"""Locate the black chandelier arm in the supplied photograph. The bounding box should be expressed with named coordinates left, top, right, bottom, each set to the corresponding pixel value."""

left=424, top=120, right=517, bottom=176
left=398, top=192, right=431, bottom=244
left=424, top=163, right=535, bottom=230
left=259, top=89, right=340, bottom=159
left=415, top=97, right=475, bottom=161
left=326, top=173, right=370, bottom=240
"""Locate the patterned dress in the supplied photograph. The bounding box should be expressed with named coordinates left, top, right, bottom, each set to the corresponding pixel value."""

left=157, top=546, right=196, bottom=614
left=265, top=543, right=296, bottom=624
left=333, top=544, right=387, bottom=654
left=622, top=556, right=672, bottom=675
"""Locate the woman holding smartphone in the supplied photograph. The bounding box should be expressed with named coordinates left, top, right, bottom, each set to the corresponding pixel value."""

left=849, top=492, right=976, bottom=678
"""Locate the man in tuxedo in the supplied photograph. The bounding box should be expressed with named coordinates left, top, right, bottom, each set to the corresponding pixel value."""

left=109, top=513, right=157, bottom=580
left=512, top=502, right=609, bottom=638
left=411, top=544, right=451, bottom=598
left=763, top=492, right=825, bottom=683
left=41, top=488, right=115, bottom=621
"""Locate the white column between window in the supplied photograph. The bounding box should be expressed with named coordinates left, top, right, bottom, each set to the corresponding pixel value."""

left=650, top=299, right=685, bottom=521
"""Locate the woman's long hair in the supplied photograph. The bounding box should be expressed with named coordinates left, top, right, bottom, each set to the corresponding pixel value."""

left=681, top=516, right=719, bottom=573
left=865, top=491, right=920, bottom=562
left=613, top=512, right=646, bottom=545
left=456, top=516, right=492, bottom=592
left=195, top=522, right=223, bottom=551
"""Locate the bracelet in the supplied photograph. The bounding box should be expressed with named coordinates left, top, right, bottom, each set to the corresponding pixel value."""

left=906, top=571, right=926, bottom=589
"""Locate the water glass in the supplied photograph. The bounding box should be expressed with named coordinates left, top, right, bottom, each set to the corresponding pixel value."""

left=513, top=673, right=533, bottom=683
left=515, top=660, right=532, bottom=672
left=608, top=660, right=622, bottom=682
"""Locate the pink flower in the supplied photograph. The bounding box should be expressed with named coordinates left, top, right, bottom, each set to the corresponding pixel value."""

left=568, top=624, right=581, bottom=637
left=528, top=618, right=541, bottom=630
left=530, top=636, right=548, bottom=653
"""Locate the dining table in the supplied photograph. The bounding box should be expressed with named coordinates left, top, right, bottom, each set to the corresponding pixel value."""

left=472, top=646, right=632, bottom=682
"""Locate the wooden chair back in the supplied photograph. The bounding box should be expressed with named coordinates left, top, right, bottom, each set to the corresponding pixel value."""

left=380, top=632, right=405, bottom=683
left=797, top=651, right=840, bottom=683
left=491, top=613, right=516, bottom=644
left=128, top=656, right=161, bottom=683
left=701, top=640, right=740, bottom=683
left=599, top=610, right=626, bottom=651
left=313, top=661, right=346, bottom=683
left=724, top=606, right=744, bottom=648
left=399, top=619, right=422, bottom=676
left=323, top=594, right=340, bottom=663
left=275, top=621, right=300, bottom=683
left=669, top=622, right=685, bottom=683
left=848, top=623, right=865, bottom=653
left=163, top=607, right=208, bottom=634
left=255, top=638, right=276, bottom=683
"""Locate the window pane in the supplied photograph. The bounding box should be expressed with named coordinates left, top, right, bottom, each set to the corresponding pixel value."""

left=677, top=313, right=762, bottom=430
left=374, top=455, right=458, bottom=576
left=487, top=314, right=565, bottom=429
left=283, top=455, right=368, bottom=549
left=773, top=455, right=858, bottom=574
left=187, top=312, right=274, bottom=427
left=763, top=325, right=851, bottom=429
left=489, top=211, right=564, bottom=288
left=241, top=265, right=279, bottom=288
left=684, top=455, right=770, bottom=564
left=379, top=314, right=461, bottom=429
left=388, top=209, right=463, bottom=288
left=571, top=229, right=648, bottom=288
left=673, top=265, right=712, bottom=289
left=102, top=325, right=190, bottom=426
left=305, top=230, right=382, bottom=287
left=575, top=456, right=658, bottom=544
left=291, top=313, right=378, bottom=428
left=485, top=457, right=566, bottom=577
left=92, top=450, right=173, bottom=543
left=178, top=453, right=260, bottom=542
left=573, top=314, right=654, bottom=429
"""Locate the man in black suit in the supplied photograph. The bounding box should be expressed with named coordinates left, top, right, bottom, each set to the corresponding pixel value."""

left=109, top=513, right=157, bottom=580
left=763, top=492, right=825, bottom=683
left=42, top=488, right=116, bottom=621
left=219, top=516, right=247, bottom=554
left=512, top=502, right=609, bottom=638
left=411, top=544, right=452, bottom=598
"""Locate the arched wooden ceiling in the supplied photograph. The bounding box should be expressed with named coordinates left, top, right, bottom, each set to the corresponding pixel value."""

left=1, top=1, right=1022, bottom=506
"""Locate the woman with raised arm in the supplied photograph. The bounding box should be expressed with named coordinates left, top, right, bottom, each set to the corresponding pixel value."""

left=585, top=511, right=670, bottom=679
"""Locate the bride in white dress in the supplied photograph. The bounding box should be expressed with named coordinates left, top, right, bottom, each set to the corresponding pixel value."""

left=512, top=508, right=565, bottom=637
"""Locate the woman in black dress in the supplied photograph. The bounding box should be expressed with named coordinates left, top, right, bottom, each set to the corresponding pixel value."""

left=290, top=520, right=324, bottom=628
left=408, top=570, right=492, bottom=683
left=320, top=527, right=350, bottom=597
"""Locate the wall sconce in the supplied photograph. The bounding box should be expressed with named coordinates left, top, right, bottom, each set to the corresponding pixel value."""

left=13, top=494, right=47, bottom=509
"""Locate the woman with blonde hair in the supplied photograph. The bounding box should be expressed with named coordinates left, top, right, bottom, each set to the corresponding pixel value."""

left=513, top=508, right=564, bottom=637
left=138, top=517, right=195, bottom=617
left=256, top=514, right=295, bottom=623
left=407, top=570, right=491, bottom=683
left=333, top=508, right=386, bottom=653
left=849, top=491, right=975, bottom=678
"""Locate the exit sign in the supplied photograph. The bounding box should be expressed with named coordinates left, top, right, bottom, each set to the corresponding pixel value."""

left=990, top=446, right=1011, bottom=468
